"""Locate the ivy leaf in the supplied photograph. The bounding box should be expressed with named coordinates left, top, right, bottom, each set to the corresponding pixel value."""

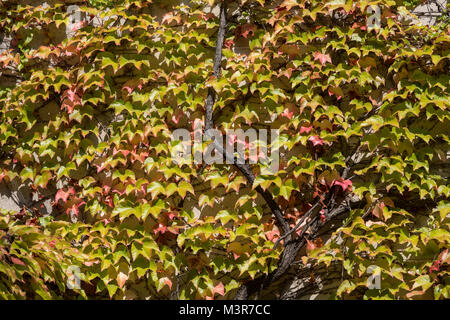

left=237, top=23, right=256, bottom=39
left=372, top=202, right=385, bottom=219
left=34, top=171, right=53, bottom=189
left=117, top=272, right=128, bottom=289
left=412, top=275, right=433, bottom=291
left=279, top=0, right=300, bottom=10
left=178, top=181, right=194, bottom=198
left=212, top=282, right=225, bottom=296
left=331, top=179, right=353, bottom=192
left=313, top=52, right=332, bottom=65
left=61, top=87, right=82, bottom=114
left=300, top=126, right=313, bottom=134
left=55, top=187, right=75, bottom=204
left=281, top=108, right=294, bottom=119
left=20, top=167, right=34, bottom=181
left=71, top=21, right=87, bottom=32
left=10, top=256, right=25, bottom=266
left=308, top=135, right=324, bottom=147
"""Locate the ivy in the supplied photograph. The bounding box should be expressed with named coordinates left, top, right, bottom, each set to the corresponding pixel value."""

left=0, top=0, right=448, bottom=300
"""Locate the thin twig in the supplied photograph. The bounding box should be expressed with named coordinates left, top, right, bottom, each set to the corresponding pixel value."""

left=272, top=200, right=321, bottom=250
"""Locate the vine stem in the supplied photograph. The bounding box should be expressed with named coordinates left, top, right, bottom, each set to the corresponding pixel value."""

left=202, top=1, right=345, bottom=300
left=203, top=1, right=291, bottom=236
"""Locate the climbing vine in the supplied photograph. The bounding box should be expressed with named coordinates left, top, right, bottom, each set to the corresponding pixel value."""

left=0, top=0, right=448, bottom=299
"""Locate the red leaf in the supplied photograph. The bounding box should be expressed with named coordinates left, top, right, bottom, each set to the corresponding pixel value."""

left=212, top=282, right=225, bottom=296
left=172, top=114, right=180, bottom=124
left=306, top=240, right=315, bottom=252
left=104, top=196, right=114, bottom=208
left=113, top=148, right=130, bottom=157
left=123, top=85, right=133, bottom=94
left=66, top=201, right=85, bottom=216
left=55, top=187, right=75, bottom=204
left=166, top=212, right=177, bottom=221
left=313, top=52, right=332, bottom=66
left=95, top=162, right=107, bottom=174
left=308, top=135, right=324, bottom=147
left=236, top=24, right=256, bottom=39
left=320, top=212, right=326, bottom=223
left=10, top=256, right=25, bottom=266
left=299, top=126, right=313, bottom=134
left=372, top=202, right=385, bottom=219
left=368, top=95, right=379, bottom=106
left=154, top=223, right=167, bottom=235
left=117, top=272, right=128, bottom=289
left=84, top=260, right=98, bottom=267
left=331, top=179, right=353, bottom=192
left=71, top=21, right=86, bottom=32
left=281, top=108, right=294, bottom=120
left=224, top=39, right=234, bottom=49
left=163, top=277, right=173, bottom=290
left=202, top=13, right=215, bottom=21
left=429, top=260, right=441, bottom=273
left=306, top=238, right=323, bottom=253
left=61, top=88, right=82, bottom=114
left=265, top=227, right=280, bottom=242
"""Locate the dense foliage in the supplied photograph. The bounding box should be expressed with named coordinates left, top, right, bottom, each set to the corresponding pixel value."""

left=0, top=0, right=448, bottom=299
